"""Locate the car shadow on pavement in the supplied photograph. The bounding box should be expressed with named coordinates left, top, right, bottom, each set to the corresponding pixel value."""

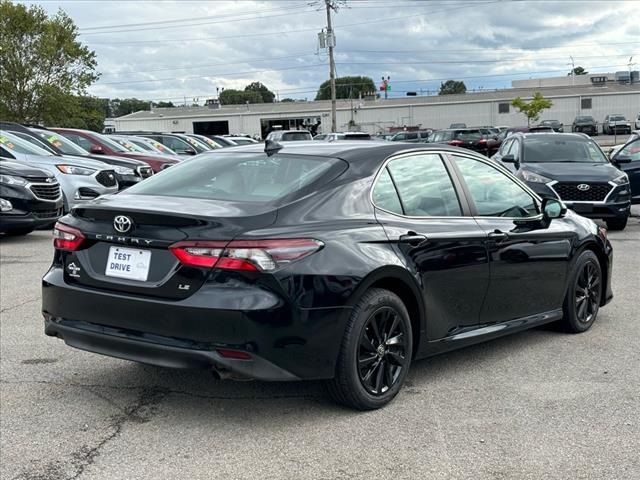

left=57, top=323, right=572, bottom=421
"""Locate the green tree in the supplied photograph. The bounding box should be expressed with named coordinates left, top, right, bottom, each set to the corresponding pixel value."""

left=244, top=82, right=275, bottom=103
left=315, top=76, right=376, bottom=101
left=109, top=98, right=151, bottom=117
left=219, top=89, right=262, bottom=105
left=568, top=66, right=588, bottom=76
left=0, top=1, right=98, bottom=123
left=511, top=92, right=554, bottom=126
left=155, top=101, right=175, bottom=108
left=438, top=80, right=467, bottom=95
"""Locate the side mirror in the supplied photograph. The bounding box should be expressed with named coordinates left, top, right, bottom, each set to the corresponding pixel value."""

left=90, top=145, right=104, bottom=154
left=613, top=155, right=632, bottom=164
left=541, top=197, right=566, bottom=220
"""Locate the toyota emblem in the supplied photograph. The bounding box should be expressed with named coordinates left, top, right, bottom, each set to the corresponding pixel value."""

left=577, top=184, right=591, bottom=191
left=113, top=215, right=133, bottom=233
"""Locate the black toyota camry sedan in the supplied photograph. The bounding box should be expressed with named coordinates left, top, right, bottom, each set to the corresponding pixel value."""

left=43, top=141, right=613, bottom=410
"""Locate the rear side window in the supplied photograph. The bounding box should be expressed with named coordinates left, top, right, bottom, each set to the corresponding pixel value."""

left=372, top=169, right=402, bottom=214
left=381, top=153, right=462, bottom=217
left=126, top=152, right=346, bottom=203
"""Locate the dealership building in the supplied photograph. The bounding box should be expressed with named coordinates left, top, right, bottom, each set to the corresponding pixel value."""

left=114, top=78, right=640, bottom=138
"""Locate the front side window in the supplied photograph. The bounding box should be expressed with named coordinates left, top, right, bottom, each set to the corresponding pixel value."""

left=161, top=136, right=192, bottom=152
left=383, top=153, right=462, bottom=217
left=500, top=139, right=513, bottom=155
left=453, top=155, right=538, bottom=218
left=617, top=138, right=640, bottom=161
left=60, top=132, right=93, bottom=151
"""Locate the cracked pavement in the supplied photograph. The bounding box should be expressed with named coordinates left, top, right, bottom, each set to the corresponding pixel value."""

left=1, top=209, right=639, bottom=480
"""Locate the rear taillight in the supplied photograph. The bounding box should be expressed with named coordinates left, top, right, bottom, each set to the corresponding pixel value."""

left=170, top=239, right=323, bottom=272
left=53, top=222, right=85, bottom=251
left=449, top=140, right=463, bottom=146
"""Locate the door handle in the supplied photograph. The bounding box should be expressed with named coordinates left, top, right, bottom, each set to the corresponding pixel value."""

left=399, top=233, right=427, bottom=246
left=488, top=230, right=509, bottom=242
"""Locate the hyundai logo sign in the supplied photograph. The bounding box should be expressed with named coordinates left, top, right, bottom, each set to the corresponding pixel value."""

left=576, top=184, right=591, bottom=191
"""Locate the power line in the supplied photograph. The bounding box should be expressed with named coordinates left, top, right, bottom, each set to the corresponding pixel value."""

left=97, top=54, right=631, bottom=84
left=97, top=64, right=328, bottom=85
left=78, top=3, right=309, bottom=31
left=84, top=0, right=499, bottom=45
left=78, top=6, right=313, bottom=35
left=91, top=63, right=632, bottom=102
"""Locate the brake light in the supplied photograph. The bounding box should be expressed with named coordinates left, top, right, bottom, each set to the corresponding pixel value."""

left=449, top=140, right=463, bottom=146
left=217, top=348, right=252, bottom=360
left=53, top=222, right=86, bottom=251
left=170, top=239, right=323, bottom=271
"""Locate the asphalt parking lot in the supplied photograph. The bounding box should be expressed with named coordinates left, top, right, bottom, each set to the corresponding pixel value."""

left=1, top=209, right=639, bottom=480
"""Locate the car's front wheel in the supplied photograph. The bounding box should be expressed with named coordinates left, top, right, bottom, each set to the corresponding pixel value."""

left=327, top=288, right=413, bottom=410
left=561, top=250, right=602, bottom=333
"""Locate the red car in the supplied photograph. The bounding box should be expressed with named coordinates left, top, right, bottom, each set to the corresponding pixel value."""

left=50, top=128, right=177, bottom=173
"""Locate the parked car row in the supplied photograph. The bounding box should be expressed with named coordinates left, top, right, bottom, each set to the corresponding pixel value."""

left=0, top=125, right=269, bottom=235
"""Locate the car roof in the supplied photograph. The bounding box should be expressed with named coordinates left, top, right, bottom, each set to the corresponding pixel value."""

left=201, top=140, right=485, bottom=164
left=513, top=132, right=590, bottom=140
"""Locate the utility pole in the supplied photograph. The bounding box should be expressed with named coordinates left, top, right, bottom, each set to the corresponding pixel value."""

left=325, top=0, right=337, bottom=132
left=569, top=56, right=575, bottom=85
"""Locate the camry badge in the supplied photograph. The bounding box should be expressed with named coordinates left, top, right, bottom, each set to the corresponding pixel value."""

left=113, top=215, right=133, bottom=233
left=577, top=184, right=591, bottom=191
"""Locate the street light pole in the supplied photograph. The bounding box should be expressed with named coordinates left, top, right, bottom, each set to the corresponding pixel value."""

left=325, top=0, right=337, bottom=133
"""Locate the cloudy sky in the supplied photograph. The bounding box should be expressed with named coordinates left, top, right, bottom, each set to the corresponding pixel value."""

left=25, top=0, right=640, bottom=103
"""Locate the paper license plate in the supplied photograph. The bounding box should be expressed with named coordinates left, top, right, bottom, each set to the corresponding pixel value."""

left=105, top=246, right=151, bottom=281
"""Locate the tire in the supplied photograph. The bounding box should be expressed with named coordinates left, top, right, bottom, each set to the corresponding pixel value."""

left=561, top=250, right=602, bottom=333
left=3, top=228, right=34, bottom=236
left=605, top=216, right=628, bottom=231
left=326, top=288, right=413, bottom=410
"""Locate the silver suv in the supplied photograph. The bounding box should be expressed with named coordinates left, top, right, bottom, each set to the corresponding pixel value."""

left=602, top=115, right=632, bottom=135
left=0, top=131, right=118, bottom=211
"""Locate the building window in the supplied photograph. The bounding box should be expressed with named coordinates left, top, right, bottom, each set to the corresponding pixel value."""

left=498, top=103, right=510, bottom=114
left=581, top=98, right=592, bottom=110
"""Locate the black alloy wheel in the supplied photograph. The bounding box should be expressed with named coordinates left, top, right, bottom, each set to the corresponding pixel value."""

left=327, top=288, right=413, bottom=410
left=575, top=261, right=601, bottom=324
left=562, top=250, right=602, bottom=333
left=358, top=306, right=408, bottom=395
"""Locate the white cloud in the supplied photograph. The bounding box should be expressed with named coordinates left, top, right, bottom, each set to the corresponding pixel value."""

left=23, top=0, right=640, bottom=101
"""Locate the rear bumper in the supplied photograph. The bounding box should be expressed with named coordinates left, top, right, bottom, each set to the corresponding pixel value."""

left=42, top=268, right=349, bottom=380
left=44, top=318, right=299, bottom=380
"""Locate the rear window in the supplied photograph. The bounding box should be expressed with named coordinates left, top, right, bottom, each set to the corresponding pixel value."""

left=125, top=152, right=346, bottom=202
left=281, top=132, right=311, bottom=141
left=455, top=130, right=482, bottom=141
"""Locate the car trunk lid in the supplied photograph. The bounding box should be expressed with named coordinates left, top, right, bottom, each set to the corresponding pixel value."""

left=60, top=194, right=277, bottom=299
